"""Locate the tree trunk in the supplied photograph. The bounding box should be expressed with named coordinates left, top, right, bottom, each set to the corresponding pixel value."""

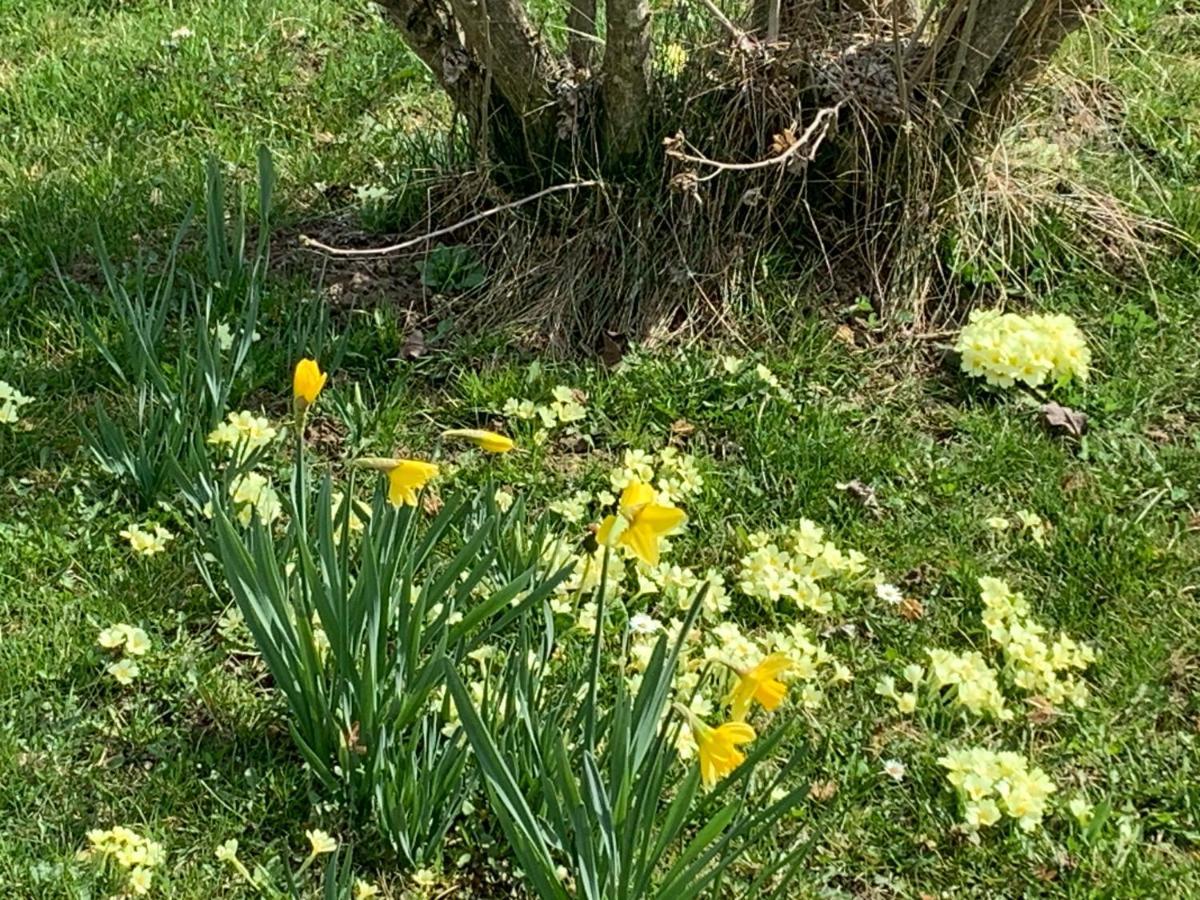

left=601, top=0, right=654, bottom=160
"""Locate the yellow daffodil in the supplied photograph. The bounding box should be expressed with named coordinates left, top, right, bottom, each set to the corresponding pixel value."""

left=680, top=708, right=755, bottom=788
left=353, top=457, right=439, bottom=507
left=596, top=480, right=686, bottom=567
left=293, top=358, right=327, bottom=410
left=441, top=428, right=516, bottom=453
left=726, top=652, right=792, bottom=721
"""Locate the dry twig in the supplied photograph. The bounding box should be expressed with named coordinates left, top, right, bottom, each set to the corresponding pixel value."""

left=299, top=180, right=603, bottom=258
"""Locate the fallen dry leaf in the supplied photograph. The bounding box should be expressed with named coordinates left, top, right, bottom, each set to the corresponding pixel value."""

left=599, top=330, right=626, bottom=368
left=835, top=479, right=882, bottom=518
left=1041, top=401, right=1088, bottom=439
left=1034, top=865, right=1058, bottom=882
left=897, top=597, right=925, bottom=621
left=808, top=780, right=838, bottom=802
left=834, top=324, right=856, bottom=346
left=421, top=492, right=444, bottom=515
left=670, top=418, right=696, bottom=441
left=1026, top=696, right=1060, bottom=725
left=400, top=328, right=426, bottom=359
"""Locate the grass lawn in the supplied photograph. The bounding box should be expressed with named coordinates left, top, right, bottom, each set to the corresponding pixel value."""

left=1, top=0, right=1199, bottom=897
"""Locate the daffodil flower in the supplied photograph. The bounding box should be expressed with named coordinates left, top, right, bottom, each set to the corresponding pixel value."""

left=675, top=705, right=755, bottom=788
left=596, top=480, right=686, bottom=567
left=725, top=652, right=791, bottom=721
left=353, top=457, right=439, bottom=507
left=292, top=358, right=327, bottom=411
left=441, top=428, right=516, bottom=453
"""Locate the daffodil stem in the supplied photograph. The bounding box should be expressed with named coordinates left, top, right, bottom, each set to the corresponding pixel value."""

left=583, top=545, right=610, bottom=753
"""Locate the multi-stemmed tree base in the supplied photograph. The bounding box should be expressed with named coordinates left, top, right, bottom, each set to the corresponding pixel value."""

left=365, top=0, right=1095, bottom=348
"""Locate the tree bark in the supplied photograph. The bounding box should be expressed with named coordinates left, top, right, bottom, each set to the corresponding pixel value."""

left=447, top=0, right=558, bottom=118
left=567, top=0, right=598, bottom=69
left=602, top=0, right=654, bottom=160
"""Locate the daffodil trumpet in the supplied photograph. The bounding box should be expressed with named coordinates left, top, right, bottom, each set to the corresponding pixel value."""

left=673, top=703, right=757, bottom=789
left=721, top=652, right=792, bottom=721
left=352, top=456, right=439, bottom=508
left=596, top=480, right=686, bottom=567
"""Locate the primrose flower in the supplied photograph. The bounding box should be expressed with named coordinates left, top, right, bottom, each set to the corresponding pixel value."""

left=122, top=626, right=151, bottom=656
left=955, top=309, right=1090, bottom=388
left=1068, top=795, right=1094, bottom=826
left=98, top=625, right=128, bottom=649
left=442, top=428, right=516, bottom=453
left=662, top=42, right=688, bottom=76
left=305, top=829, right=337, bottom=857
left=354, top=880, right=381, bottom=900
left=353, top=457, right=439, bottom=507
left=128, top=867, right=153, bottom=894
left=119, top=523, right=174, bottom=556
left=207, top=410, right=277, bottom=455
left=596, top=480, right=686, bottom=567
left=215, top=839, right=238, bottom=862
left=0, top=380, right=34, bottom=425
left=726, top=653, right=792, bottom=721
left=293, top=358, right=327, bottom=411
left=229, top=472, right=283, bottom=526
left=108, top=659, right=140, bottom=685
left=677, top=705, right=756, bottom=788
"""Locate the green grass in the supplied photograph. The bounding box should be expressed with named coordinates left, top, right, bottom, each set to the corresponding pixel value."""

left=2, top=0, right=1200, bottom=896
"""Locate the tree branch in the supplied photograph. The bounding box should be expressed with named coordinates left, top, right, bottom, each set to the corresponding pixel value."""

left=602, top=0, right=655, bottom=159
left=298, top=180, right=602, bottom=258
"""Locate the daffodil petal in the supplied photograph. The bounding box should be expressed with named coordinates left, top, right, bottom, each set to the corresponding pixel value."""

left=634, top=503, right=686, bottom=537
left=621, top=522, right=661, bottom=567
left=618, top=481, right=656, bottom=517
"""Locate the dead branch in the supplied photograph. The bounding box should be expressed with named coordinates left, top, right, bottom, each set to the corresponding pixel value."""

left=665, top=105, right=841, bottom=181
left=298, top=181, right=603, bottom=258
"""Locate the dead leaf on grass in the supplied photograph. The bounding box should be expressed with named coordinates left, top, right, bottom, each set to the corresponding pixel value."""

left=808, top=780, right=838, bottom=802
left=400, top=328, right=426, bottom=359
left=835, top=479, right=882, bottom=518
left=897, top=597, right=925, bottom=621
left=1041, top=401, right=1088, bottom=439
left=670, top=418, right=696, bottom=441
left=1027, top=696, right=1060, bottom=725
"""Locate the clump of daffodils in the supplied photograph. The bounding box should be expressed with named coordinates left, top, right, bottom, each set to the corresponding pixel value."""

left=82, top=826, right=165, bottom=894
left=119, top=523, right=174, bottom=556
left=939, top=747, right=1057, bottom=832
left=0, top=380, right=33, bottom=425
left=979, top=577, right=1095, bottom=708
left=737, top=519, right=867, bottom=613
left=207, top=410, right=278, bottom=456
left=955, top=309, right=1090, bottom=389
